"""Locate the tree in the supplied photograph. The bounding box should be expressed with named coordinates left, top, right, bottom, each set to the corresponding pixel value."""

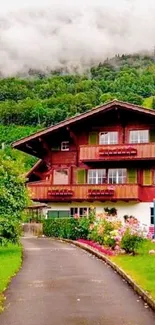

left=152, top=97, right=155, bottom=109
left=0, top=153, right=29, bottom=244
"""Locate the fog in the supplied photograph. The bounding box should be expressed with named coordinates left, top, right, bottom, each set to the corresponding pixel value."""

left=0, top=0, right=155, bottom=76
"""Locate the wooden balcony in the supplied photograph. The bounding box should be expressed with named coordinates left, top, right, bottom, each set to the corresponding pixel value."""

left=27, top=182, right=139, bottom=201
left=79, top=143, right=155, bottom=162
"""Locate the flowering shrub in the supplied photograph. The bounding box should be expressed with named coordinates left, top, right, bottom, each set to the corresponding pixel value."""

left=89, top=218, right=115, bottom=245
left=43, top=207, right=145, bottom=255
left=121, top=229, right=144, bottom=255
left=86, top=211, right=144, bottom=254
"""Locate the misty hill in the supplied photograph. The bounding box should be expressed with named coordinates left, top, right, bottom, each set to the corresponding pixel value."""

left=1, top=54, right=155, bottom=169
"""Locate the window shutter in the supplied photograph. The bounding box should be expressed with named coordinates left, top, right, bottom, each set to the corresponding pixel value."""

left=88, top=132, right=98, bottom=145
left=143, top=169, right=152, bottom=185
left=76, top=169, right=86, bottom=184
left=127, top=169, right=137, bottom=184
left=150, top=130, right=155, bottom=142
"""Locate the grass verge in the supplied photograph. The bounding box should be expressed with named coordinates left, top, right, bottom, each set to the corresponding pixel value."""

left=111, top=240, right=155, bottom=300
left=0, top=244, right=22, bottom=313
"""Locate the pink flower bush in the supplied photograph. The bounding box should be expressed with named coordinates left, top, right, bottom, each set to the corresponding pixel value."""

left=74, top=209, right=146, bottom=254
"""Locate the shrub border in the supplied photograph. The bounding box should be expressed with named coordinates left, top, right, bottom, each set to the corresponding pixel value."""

left=61, top=239, right=155, bottom=312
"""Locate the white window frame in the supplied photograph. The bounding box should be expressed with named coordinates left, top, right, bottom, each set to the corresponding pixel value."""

left=70, top=207, right=92, bottom=217
left=129, top=130, right=149, bottom=144
left=61, top=141, right=69, bottom=151
left=99, top=131, right=118, bottom=145
left=108, top=169, right=127, bottom=184
left=88, top=169, right=106, bottom=184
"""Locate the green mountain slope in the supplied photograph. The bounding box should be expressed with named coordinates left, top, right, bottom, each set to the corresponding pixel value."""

left=1, top=54, right=155, bottom=170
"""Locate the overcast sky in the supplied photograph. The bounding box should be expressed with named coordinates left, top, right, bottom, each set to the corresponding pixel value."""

left=0, top=0, right=155, bottom=76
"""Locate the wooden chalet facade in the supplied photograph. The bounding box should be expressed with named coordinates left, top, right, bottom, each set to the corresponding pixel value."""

left=12, top=100, right=155, bottom=226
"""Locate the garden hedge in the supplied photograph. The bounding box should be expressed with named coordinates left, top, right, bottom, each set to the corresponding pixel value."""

left=43, top=218, right=80, bottom=240
left=43, top=217, right=92, bottom=240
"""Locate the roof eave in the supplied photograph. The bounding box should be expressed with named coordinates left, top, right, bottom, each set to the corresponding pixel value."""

left=12, top=100, right=155, bottom=149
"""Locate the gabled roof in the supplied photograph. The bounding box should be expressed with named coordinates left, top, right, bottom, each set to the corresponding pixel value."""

left=12, top=100, right=155, bottom=149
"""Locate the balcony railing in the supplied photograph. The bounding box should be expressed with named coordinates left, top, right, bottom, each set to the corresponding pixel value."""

left=79, top=143, right=155, bottom=162
left=27, top=182, right=139, bottom=201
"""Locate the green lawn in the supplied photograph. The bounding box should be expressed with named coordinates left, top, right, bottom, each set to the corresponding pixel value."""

left=0, top=244, right=22, bottom=312
left=112, top=240, right=155, bottom=300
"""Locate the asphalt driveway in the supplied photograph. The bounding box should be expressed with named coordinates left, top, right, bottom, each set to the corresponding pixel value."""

left=0, top=237, right=155, bottom=325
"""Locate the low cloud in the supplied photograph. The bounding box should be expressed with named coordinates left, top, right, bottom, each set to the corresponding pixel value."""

left=0, top=0, right=155, bottom=76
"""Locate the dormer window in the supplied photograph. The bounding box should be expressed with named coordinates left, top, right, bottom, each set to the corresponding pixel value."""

left=99, top=132, right=118, bottom=145
left=61, top=141, right=69, bottom=151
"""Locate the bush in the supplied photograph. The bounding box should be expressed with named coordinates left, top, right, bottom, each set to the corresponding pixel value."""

left=43, top=218, right=80, bottom=240
left=89, top=219, right=114, bottom=245
left=120, top=229, right=144, bottom=255
left=104, top=236, right=116, bottom=249
left=43, top=215, right=94, bottom=240
left=77, top=217, right=92, bottom=239
left=0, top=154, right=28, bottom=245
left=0, top=218, right=21, bottom=245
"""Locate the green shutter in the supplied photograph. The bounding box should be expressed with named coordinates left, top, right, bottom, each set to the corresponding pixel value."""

left=143, top=169, right=152, bottom=185
left=150, top=130, right=155, bottom=142
left=127, top=169, right=137, bottom=184
left=76, top=169, right=86, bottom=184
left=88, top=132, right=98, bottom=145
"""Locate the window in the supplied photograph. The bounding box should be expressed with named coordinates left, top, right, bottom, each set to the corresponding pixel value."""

left=70, top=207, right=93, bottom=217
left=99, top=132, right=118, bottom=145
left=47, top=210, right=70, bottom=218
left=150, top=207, right=155, bottom=225
left=53, top=169, right=69, bottom=185
left=61, top=141, right=69, bottom=151
left=108, top=169, right=126, bottom=184
left=129, top=130, right=149, bottom=144
left=88, top=169, right=106, bottom=184
left=88, top=169, right=127, bottom=184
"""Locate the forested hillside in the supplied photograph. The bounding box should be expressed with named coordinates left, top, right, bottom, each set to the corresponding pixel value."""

left=1, top=54, right=155, bottom=170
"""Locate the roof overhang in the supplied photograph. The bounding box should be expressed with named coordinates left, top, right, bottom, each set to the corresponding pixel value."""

left=12, top=100, right=155, bottom=158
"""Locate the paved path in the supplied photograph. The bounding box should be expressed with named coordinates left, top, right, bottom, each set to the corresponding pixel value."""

left=0, top=238, right=155, bottom=325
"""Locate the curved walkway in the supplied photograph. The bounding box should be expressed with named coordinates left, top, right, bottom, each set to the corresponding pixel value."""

left=0, top=237, right=155, bottom=325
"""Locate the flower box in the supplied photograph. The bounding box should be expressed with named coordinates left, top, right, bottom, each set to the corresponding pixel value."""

left=99, top=147, right=137, bottom=157
left=88, top=188, right=114, bottom=197
left=48, top=189, right=74, bottom=197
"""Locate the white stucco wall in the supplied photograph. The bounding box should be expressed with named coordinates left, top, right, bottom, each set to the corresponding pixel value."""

left=44, top=201, right=153, bottom=227
left=96, top=202, right=152, bottom=227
